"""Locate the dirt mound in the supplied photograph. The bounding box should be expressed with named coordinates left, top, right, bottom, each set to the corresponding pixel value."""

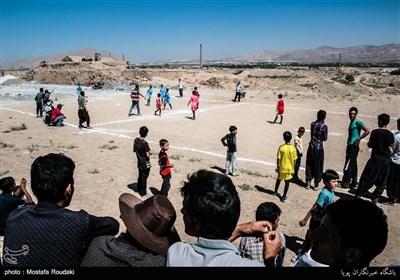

left=23, top=61, right=152, bottom=86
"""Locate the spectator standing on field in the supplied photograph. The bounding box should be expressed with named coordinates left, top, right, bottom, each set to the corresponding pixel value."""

left=341, top=107, right=370, bottom=189
left=34, top=87, right=45, bottom=117
left=158, top=139, right=174, bottom=197
left=272, top=94, right=284, bottom=124
left=178, top=78, right=184, bottom=98
left=305, top=110, right=328, bottom=191
left=77, top=91, right=91, bottom=129
left=133, top=126, right=152, bottom=199
left=273, top=131, right=297, bottom=203
left=221, top=125, right=238, bottom=176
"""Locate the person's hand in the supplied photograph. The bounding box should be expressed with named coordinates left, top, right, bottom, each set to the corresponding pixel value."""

left=171, top=163, right=174, bottom=168
left=229, top=220, right=272, bottom=242
left=299, top=219, right=307, bottom=227
left=20, top=178, right=27, bottom=186
left=275, top=168, right=279, bottom=173
left=263, top=231, right=282, bottom=261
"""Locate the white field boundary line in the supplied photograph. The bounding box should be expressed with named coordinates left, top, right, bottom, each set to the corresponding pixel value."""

left=94, top=103, right=242, bottom=126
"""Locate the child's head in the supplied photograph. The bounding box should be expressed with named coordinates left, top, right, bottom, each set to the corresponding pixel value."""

left=255, top=202, right=282, bottom=230
left=229, top=125, right=237, bottom=134
left=297, top=126, right=305, bottom=136
left=159, top=139, right=169, bottom=151
left=283, top=131, right=292, bottom=143
left=0, top=176, right=16, bottom=194
left=157, top=93, right=161, bottom=97
left=139, top=126, right=149, bottom=137
left=166, top=88, right=169, bottom=92
left=194, top=86, right=198, bottom=90
left=322, top=169, right=339, bottom=190
left=192, top=90, right=196, bottom=95
left=278, top=93, right=283, bottom=99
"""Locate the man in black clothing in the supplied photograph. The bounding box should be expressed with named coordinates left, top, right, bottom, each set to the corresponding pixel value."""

left=133, top=126, right=152, bottom=198
left=2, top=153, right=119, bottom=267
left=355, top=114, right=395, bottom=204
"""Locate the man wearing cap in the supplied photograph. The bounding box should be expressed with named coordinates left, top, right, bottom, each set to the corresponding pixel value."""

left=81, top=193, right=180, bottom=267
left=50, top=103, right=66, bottom=126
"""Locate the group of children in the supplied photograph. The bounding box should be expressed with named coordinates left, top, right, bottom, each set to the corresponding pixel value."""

left=128, top=84, right=200, bottom=119
left=34, top=87, right=68, bottom=127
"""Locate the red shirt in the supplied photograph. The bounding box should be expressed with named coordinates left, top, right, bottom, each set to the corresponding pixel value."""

left=51, top=107, right=63, bottom=120
left=277, top=99, right=284, bottom=114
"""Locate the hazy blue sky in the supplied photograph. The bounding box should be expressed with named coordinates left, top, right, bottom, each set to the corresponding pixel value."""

left=1, top=0, right=399, bottom=63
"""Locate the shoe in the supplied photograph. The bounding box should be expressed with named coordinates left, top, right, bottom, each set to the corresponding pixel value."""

left=272, top=192, right=280, bottom=198
left=128, top=113, right=131, bottom=116
left=78, top=125, right=84, bottom=129
left=86, top=126, right=92, bottom=129
left=312, top=186, right=320, bottom=192
left=381, top=198, right=397, bottom=206
left=231, top=174, right=239, bottom=177
left=340, top=182, right=350, bottom=189
left=281, top=196, right=288, bottom=203
left=372, top=197, right=379, bottom=205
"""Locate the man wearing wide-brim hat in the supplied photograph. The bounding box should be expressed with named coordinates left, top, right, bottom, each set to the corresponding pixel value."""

left=81, top=193, right=181, bottom=267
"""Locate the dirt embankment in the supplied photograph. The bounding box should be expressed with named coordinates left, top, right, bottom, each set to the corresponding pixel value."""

left=12, top=62, right=400, bottom=99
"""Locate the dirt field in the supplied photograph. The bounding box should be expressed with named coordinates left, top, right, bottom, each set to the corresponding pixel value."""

left=0, top=67, right=399, bottom=267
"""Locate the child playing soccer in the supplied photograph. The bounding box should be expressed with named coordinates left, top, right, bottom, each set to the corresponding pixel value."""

left=158, top=139, right=174, bottom=197
left=154, top=93, right=162, bottom=116
left=273, top=131, right=297, bottom=202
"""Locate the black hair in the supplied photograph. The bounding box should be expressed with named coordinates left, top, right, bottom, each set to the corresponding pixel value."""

left=180, top=169, right=240, bottom=240
left=317, top=110, right=326, bottom=121
left=326, top=199, right=388, bottom=267
left=0, top=176, right=15, bottom=193
left=349, top=107, right=358, bottom=114
left=139, top=126, right=148, bottom=137
left=378, top=113, right=390, bottom=126
left=322, top=169, right=339, bottom=185
left=159, top=139, right=169, bottom=147
left=31, top=153, right=75, bottom=202
left=283, top=131, right=292, bottom=142
left=255, top=202, right=281, bottom=224
left=229, top=125, right=237, bottom=133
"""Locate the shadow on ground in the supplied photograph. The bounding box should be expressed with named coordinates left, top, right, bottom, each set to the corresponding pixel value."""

left=127, top=182, right=138, bottom=192
left=285, top=234, right=304, bottom=258
left=210, top=165, right=226, bottom=174
left=149, top=186, right=161, bottom=195
left=255, top=185, right=274, bottom=195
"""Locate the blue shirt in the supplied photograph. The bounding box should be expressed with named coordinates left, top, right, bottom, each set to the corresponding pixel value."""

left=347, top=119, right=365, bottom=145
left=315, top=187, right=335, bottom=208
left=167, top=237, right=264, bottom=266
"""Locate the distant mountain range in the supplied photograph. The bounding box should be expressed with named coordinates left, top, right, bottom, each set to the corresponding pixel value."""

left=233, top=44, right=400, bottom=64
left=1, top=44, right=399, bottom=70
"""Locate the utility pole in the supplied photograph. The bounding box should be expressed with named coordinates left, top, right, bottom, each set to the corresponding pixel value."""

left=338, top=53, right=342, bottom=73
left=200, top=44, right=203, bottom=69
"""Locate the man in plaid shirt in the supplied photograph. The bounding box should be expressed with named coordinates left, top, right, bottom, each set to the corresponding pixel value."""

left=305, top=110, right=328, bottom=191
